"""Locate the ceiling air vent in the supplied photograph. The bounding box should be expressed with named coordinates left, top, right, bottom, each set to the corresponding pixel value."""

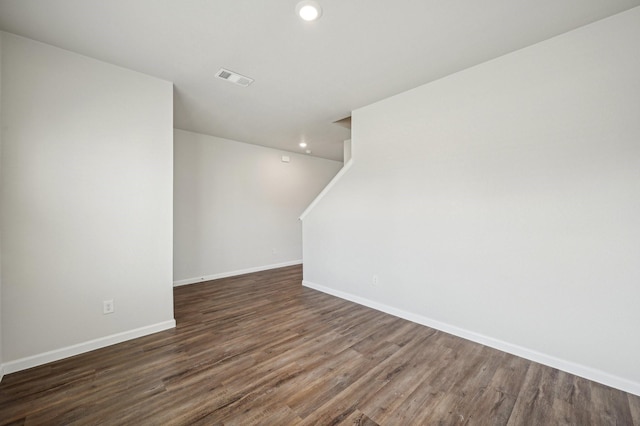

left=215, top=68, right=254, bottom=87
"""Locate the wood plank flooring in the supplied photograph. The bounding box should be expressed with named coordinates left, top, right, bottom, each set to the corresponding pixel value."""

left=1, top=265, right=639, bottom=425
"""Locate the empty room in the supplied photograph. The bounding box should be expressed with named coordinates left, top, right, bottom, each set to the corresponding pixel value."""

left=1, top=0, right=639, bottom=424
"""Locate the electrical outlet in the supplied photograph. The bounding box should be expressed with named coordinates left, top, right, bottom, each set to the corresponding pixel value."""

left=103, top=299, right=115, bottom=314
left=372, top=274, right=379, bottom=287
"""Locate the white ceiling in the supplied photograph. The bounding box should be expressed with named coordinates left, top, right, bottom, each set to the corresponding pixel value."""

left=1, top=0, right=638, bottom=161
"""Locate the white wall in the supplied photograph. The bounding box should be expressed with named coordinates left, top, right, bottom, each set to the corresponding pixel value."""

left=0, top=33, right=175, bottom=371
left=0, top=32, right=4, bottom=380
left=302, top=8, right=640, bottom=395
left=174, top=129, right=341, bottom=284
left=343, top=139, right=352, bottom=163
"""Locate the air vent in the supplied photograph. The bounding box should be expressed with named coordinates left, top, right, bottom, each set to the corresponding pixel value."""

left=215, top=68, right=254, bottom=87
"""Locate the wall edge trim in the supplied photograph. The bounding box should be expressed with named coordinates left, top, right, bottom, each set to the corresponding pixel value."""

left=299, top=158, right=353, bottom=221
left=302, top=280, right=640, bottom=397
left=1, top=320, right=176, bottom=376
left=173, top=260, right=303, bottom=287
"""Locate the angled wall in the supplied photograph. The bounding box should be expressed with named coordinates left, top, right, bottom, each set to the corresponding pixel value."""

left=0, top=33, right=175, bottom=372
left=302, top=8, right=640, bottom=395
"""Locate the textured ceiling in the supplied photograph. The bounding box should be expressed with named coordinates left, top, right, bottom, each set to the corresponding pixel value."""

left=1, top=0, right=638, bottom=160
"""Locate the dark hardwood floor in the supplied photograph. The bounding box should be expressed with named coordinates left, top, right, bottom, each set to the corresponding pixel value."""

left=1, top=265, right=639, bottom=425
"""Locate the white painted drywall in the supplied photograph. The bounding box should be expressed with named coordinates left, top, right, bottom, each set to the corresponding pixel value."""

left=0, top=33, right=175, bottom=365
left=302, top=7, right=640, bottom=393
left=173, top=129, right=341, bottom=284
left=343, top=140, right=352, bottom=163
left=0, top=32, right=4, bottom=379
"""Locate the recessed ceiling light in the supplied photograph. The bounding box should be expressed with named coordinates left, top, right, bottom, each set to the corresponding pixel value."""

left=299, top=142, right=308, bottom=148
left=296, top=1, right=322, bottom=21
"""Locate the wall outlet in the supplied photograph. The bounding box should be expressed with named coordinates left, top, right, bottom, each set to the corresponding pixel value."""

left=372, top=274, right=379, bottom=287
left=103, top=299, right=115, bottom=314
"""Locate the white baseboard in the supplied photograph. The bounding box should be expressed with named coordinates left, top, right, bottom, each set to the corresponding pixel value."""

left=302, top=280, right=640, bottom=397
left=0, top=365, right=4, bottom=383
left=173, top=260, right=303, bottom=287
left=1, top=320, right=176, bottom=376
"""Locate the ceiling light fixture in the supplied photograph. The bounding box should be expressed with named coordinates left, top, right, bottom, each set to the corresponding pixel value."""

left=296, top=1, right=322, bottom=21
left=299, top=142, right=308, bottom=148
